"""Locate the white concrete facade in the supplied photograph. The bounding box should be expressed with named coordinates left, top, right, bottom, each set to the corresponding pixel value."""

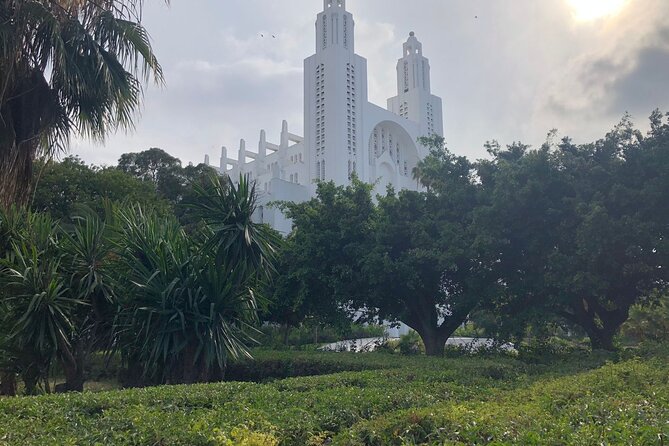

left=205, top=0, right=443, bottom=234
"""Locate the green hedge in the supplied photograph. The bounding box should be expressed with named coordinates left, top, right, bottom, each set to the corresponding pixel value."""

left=0, top=348, right=666, bottom=445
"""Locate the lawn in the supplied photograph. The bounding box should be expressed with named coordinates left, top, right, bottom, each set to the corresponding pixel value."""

left=0, top=346, right=667, bottom=445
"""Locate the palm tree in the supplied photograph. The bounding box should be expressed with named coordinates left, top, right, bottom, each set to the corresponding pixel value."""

left=0, top=0, right=163, bottom=209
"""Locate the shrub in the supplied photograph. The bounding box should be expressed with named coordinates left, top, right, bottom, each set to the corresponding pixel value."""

left=0, top=348, right=666, bottom=445
left=396, top=331, right=424, bottom=355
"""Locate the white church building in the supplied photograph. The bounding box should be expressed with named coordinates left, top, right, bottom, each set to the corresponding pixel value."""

left=205, top=0, right=443, bottom=234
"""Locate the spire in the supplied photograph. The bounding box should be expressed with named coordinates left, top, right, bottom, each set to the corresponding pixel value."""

left=403, top=31, right=423, bottom=57
left=238, top=139, right=246, bottom=173
left=220, top=146, right=227, bottom=171
left=258, top=129, right=267, bottom=158
left=281, top=120, right=289, bottom=148
left=397, top=31, right=430, bottom=94
left=316, top=0, right=353, bottom=53
left=323, top=0, right=345, bottom=10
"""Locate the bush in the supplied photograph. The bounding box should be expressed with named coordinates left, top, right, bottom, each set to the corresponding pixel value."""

left=1, top=347, right=667, bottom=445
left=259, top=323, right=386, bottom=349
left=621, top=295, right=669, bottom=343
left=396, top=331, right=424, bottom=355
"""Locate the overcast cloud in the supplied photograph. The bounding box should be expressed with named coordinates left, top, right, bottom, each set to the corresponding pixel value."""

left=70, top=0, right=669, bottom=166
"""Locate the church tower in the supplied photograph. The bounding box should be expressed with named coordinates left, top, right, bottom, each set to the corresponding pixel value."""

left=388, top=32, right=443, bottom=138
left=304, top=0, right=369, bottom=187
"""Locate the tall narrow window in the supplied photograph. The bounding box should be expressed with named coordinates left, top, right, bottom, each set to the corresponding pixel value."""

left=322, top=15, right=327, bottom=49
left=322, top=160, right=326, bottom=179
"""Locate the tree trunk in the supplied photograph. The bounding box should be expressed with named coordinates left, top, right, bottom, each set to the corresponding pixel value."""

left=0, top=71, right=49, bottom=210
left=61, top=362, right=85, bottom=392
left=282, top=324, right=291, bottom=345
left=583, top=324, right=618, bottom=351
left=57, top=338, right=85, bottom=392
left=421, top=330, right=449, bottom=356
left=21, top=365, right=40, bottom=395
left=565, top=298, right=629, bottom=352
left=0, top=140, right=36, bottom=210
left=408, top=299, right=473, bottom=357
left=0, top=371, right=17, bottom=396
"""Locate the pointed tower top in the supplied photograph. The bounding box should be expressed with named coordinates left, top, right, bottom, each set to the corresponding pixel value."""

left=403, top=31, right=423, bottom=57
left=323, top=0, right=345, bottom=10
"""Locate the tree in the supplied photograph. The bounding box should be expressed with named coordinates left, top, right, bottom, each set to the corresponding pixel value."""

left=118, top=148, right=183, bottom=201
left=0, top=207, right=115, bottom=393
left=31, top=156, right=168, bottom=219
left=361, top=138, right=496, bottom=355
left=56, top=209, right=115, bottom=391
left=0, top=0, right=162, bottom=209
left=480, top=113, right=669, bottom=350
left=281, top=139, right=497, bottom=355
left=114, top=175, right=279, bottom=385
left=0, top=209, right=72, bottom=394
left=280, top=180, right=377, bottom=332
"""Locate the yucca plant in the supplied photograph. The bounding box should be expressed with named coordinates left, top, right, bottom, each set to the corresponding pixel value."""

left=0, top=211, right=75, bottom=394
left=56, top=207, right=116, bottom=391
left=0, top=206, right=116, bottom=393
left=192, top=174, right=280, bottom=277
left=0, top=0, right=163, bottom=209
left=114, top=176, right=278, bottom=385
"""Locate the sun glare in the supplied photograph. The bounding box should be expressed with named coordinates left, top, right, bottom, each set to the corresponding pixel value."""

left=567, top=0, right=628, bottom=21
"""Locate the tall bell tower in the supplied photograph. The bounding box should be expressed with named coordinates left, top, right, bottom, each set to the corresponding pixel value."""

left=388, top=32, right=443, bottom=138
left=304, top=0, right=369, bottom=188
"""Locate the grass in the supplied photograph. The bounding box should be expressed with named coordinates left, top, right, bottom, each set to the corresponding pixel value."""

left=0, top=345, right=667, bottom=445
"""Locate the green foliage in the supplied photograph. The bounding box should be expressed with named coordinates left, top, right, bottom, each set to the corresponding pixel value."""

left=2, top=174, right=279, bottom=392
left=621, top=294, right=669, bottom=343
left=1, top=347, right=666, bottom=445
left=259, top=323, right=386, bottom=349
left=0, top=0, right=163, bottom=208
left=192, top=174, right=279, bottom=276
left=0, top=206, right=116, bottom=393
left=117, top=148, right=223, bottom=225
left=336, top=357, right=669, bottom=445
left=280, top=137, right=498, bottom=355
left=113, top=175, right=279, bottom=385
left=278, top=180, right=377, bottom=328
left=396, top=331, right=424, bottom=355
left=478, top=112, right=669, bottom=350
left=31, top=157, right=168, bottom=219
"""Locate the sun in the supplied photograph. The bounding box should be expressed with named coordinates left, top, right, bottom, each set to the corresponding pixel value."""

left=567, top=0, right=629, bottom=21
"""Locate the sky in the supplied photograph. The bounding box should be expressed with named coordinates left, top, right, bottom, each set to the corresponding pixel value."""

left=71, top=0, right=669, bottom=167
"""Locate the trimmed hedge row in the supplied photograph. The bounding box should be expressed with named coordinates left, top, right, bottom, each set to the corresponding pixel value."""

left=334, top=358, right=669, bottom=445
left=0, top=349, right=666, bottom=445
